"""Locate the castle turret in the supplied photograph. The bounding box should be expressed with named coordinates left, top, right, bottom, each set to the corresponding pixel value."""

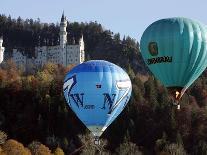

left=0, top=37, right=5, bottom=63
left=79, top=35, right=85, bottom=63
left=79, top=35, right=84, bottom=50
left=59, top=12, right=67, bottom=48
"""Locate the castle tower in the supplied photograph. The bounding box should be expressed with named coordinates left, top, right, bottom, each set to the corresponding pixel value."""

left=79, top=35, right=84, bottom=47
left=79, top=35, right=85, bottom=63
left=59, top=12, right=67, bottom=48
left=0, top=36, right=5, bottom=63
left=59, top=12, right=68, bottom=66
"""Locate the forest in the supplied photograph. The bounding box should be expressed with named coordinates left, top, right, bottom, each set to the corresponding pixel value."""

left=0, top=14, right=207, bottom=155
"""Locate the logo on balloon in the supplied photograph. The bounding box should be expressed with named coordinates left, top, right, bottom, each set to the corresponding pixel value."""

left=101, top=93, right=116, bottom=113
left=106, top=80, right=131, bottom=114
left=64, top=76, right=131, bottom=114
left=63, top=75, right=77, bottom=107
left=147, top=42, right=172, bottom=65
left=147, top=56, right=172, bottom=65
left=148, top=42, right=158, bottom=56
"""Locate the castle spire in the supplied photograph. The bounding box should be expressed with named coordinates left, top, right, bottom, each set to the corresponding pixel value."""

left=61, top=11, right=66, bottom=22
left=79, top=34, right=84, bottom=44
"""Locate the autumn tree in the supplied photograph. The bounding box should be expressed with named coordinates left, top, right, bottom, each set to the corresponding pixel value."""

left=2, top=139, right=31, bottom=155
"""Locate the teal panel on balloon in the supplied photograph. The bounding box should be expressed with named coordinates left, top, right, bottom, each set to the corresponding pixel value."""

left=140, top=17, right=207, bottom=90
left=63, top=60, right=132, bottom=137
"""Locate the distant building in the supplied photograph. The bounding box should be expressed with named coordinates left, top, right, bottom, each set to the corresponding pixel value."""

left=0, top=13, right=85, bottom=69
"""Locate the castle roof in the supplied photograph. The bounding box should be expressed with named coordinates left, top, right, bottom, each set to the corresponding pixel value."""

left=61, top=11, right=66, bottom=22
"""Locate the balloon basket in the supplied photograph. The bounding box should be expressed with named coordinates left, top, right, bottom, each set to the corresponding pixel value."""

left=94, top=136, right=100, bottom=145
left=177, top=104, right=180, bottom=110
left=172, top=101, right=180, bottom=110
left=167, top=86, right=184, bottom=110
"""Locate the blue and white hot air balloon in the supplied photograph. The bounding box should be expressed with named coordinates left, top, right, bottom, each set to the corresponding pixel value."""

left=63, top=60, right=132, bottom=143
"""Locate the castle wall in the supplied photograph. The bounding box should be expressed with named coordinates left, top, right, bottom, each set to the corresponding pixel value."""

left=12, top=49, right=27, bottom=68
left=66, top=45, right=81, bottom=65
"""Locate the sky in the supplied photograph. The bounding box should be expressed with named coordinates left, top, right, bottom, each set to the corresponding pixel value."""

left=1, top=0, right=207, bottom=41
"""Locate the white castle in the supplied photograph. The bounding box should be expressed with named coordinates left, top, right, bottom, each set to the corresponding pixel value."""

left=0, top=13, right=85, bottom=69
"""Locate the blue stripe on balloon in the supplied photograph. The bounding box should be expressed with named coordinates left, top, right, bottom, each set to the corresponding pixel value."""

left=69, top=60, right=123, bottom=73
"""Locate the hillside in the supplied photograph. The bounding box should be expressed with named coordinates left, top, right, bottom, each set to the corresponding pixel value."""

left=0, top=14, right=146, bottom=74
left=0, top=15, right=207, bottom=154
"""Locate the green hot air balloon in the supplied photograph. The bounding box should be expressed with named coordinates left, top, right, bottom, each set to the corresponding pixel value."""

left=140, top=17, right=207, bottom=107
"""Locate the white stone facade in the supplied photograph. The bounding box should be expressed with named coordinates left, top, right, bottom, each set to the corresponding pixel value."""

left=0, top=37, right=4, bottom=63
left=8, top=13, right=85, bottom=70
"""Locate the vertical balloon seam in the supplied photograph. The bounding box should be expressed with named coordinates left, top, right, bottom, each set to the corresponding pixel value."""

left=177, top=18, right=186, bottom=86
left=171, top=20, right=177, bottom=85
left=104, top=64, right=119, bottom=129
left=189, top=22, right=201, bottom=68
left=181, top=21, right=193, bottom=87
left=183, top=22, right=203, bottom=88
left=154, top=22, right=168, bottom=86
left=174, top=19, right=183, bottom=86
left=147, top=23, right=163, bottom=85
left=184, top=41, right=207, bottom=89
left=162, top=20, right=172, bottom=86
left=105, top=67, right=130, bottom=130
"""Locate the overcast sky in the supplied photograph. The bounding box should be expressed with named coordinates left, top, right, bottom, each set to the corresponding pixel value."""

left=1, top=0, right=206, bottom=41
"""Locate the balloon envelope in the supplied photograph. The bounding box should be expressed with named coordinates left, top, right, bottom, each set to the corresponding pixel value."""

left=140, top=17, right=207, bottom=99
left=63, top=60, right=132, bottom=137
